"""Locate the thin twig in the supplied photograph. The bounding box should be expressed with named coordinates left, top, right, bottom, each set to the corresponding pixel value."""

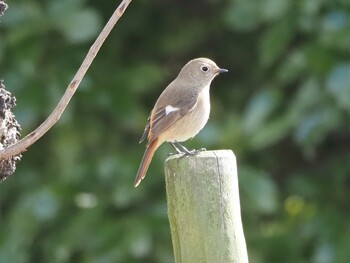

left=0, top=0, right=133, bottom=159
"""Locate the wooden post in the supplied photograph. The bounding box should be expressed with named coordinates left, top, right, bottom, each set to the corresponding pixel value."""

left=164, top=150, right=248, bottom=263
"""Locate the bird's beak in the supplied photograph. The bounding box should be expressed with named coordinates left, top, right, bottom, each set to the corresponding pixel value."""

left=217, top=68, right=228, bottom=74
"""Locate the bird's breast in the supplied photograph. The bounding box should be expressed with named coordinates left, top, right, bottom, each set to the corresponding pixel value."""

left=160, top=86, right=211, bottom=143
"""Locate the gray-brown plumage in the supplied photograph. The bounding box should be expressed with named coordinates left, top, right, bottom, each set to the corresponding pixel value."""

left=135, top=58, right=227, bottom=187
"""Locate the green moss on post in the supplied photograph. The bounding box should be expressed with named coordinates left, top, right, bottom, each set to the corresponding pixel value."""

left=165, top=150, right=248, bottom=263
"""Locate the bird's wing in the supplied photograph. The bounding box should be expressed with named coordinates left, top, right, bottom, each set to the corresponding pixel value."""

left=139, top=114, right=151, bottom=143
left=147, top=88, right=199, bottom=143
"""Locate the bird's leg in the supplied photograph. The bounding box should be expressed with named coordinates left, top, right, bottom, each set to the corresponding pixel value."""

left=168, top=142, right=184, bottom=156
left=174, top=142, right=206, bottom=157
left=168, top=142, right=206, bottom=157
left=175, top=142, right=193, bottom=155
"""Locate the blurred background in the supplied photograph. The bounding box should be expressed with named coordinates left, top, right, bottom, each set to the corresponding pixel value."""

left=1, top=0, right=350, bottom=262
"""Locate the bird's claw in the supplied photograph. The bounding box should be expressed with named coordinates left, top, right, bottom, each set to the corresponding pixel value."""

left=179, top=148, right=205, bottom=159
left=169, top=142, right=206, bottom=158
left=167, top=152, right=180, bottom=157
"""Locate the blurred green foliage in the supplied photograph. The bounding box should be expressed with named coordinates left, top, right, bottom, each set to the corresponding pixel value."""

left=1, top=0, right=350, bottom=262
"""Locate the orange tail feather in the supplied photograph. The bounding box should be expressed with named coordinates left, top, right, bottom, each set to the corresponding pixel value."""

left=134, top=138, right=159, bottom=187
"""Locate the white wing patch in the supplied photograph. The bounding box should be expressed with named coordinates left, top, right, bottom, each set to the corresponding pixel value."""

left=165, top=105, right=179, bottom=115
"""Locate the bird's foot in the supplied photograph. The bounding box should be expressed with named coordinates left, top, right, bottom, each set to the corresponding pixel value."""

left=168, top=142, right=206, bottom=158
left=167, top=152, right=180, bottom=157
left=169, top=142, right=184, bottom=156
left=179, top=148, right=206, bottom=158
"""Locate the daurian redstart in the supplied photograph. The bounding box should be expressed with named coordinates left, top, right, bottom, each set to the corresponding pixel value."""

left=135, top=58, right=227, bottom=187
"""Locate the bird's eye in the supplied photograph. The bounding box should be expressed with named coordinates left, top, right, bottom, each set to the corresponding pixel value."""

left=201, top=66, right=209, bottom=72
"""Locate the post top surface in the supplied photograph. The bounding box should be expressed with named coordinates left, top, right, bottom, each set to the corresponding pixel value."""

left=165, top=149, right=235, bottom=162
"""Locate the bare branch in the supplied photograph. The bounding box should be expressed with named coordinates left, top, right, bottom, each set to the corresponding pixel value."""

left=0, top=0, right=133, bottom=159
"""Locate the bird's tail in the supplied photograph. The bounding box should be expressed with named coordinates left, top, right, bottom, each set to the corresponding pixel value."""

left=134, top=138, right=159, bottom=187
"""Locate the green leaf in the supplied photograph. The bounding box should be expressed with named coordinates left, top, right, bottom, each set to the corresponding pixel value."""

left=249, top=116, right=291, bottom=150
left=240, top=166, right=279, bottom=214
left=55, top=8, right=102, bottom=43
left=327, top=63, right=350, bottom=112
left=259, top=17, right=294, bottom=67
left=260, top=0, right=290, bottom=22
left=294, top=107, right=341, bottom=149
left=277, top=49, right=307, bottom=85
left=47, top=0, right=101, bottom=43
left=224, top=0, right=260, bottom=31
left=243, top=89, right=278, bottom=133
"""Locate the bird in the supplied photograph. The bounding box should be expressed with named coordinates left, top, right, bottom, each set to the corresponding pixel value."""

left=134, top=57, right=227, bottom=187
